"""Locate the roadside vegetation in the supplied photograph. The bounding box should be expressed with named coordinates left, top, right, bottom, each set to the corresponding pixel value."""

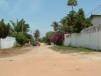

left=51, top=46, right=97, bottom=54
left=42, top=0, right=92, bottom=46
left=0, top=18, right=41, bottom=47
left=0, top=0, right=96, bottom=55
left=0, top=18, right=41, bottom=57
left=40, top=0, right=95, bottom=53
left=9, top=19, right=31, bottom=46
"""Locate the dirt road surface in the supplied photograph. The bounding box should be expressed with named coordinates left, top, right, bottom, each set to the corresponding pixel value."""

left=0, top=46, right=101, bottom=76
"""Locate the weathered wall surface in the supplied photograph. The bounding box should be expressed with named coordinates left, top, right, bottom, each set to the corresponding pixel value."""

left=0, top=37, right=16, bottom=49
left=64, top=25, right=101, bottom=50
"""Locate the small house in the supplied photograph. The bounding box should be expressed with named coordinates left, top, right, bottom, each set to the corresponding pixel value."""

left=90, top=15, right=101, bottom=26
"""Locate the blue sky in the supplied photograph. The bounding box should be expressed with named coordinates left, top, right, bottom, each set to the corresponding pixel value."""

left=0, top=0, right=101, bottom=36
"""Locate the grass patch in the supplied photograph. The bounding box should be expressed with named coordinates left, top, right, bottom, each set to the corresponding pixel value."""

left=51, top=45, right=97, bottom=54
left=0, top=46, right=33, bottom=58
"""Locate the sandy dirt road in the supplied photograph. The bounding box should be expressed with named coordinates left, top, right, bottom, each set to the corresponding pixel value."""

left=0, top=46, right=101, bottom=76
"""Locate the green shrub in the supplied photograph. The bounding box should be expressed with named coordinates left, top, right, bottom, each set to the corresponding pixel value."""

left=30, top=38, right=35, bottom=46
left=10, top=32, right=17, bottom=37
left=16, top=32, right=29, bottom=46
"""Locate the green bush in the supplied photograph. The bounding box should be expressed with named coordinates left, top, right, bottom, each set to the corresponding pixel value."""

left=16, top=32, right=29, bottom=46
left=10, top=32, right=17, bottom=37
left=30, top=38, right=35, bottom=46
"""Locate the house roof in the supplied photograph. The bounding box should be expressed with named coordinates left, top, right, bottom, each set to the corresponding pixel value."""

left=90, top=14, right=101, bottom=20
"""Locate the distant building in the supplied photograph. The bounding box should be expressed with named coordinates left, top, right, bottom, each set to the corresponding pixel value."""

left=90, top=15, right=101, bottom=26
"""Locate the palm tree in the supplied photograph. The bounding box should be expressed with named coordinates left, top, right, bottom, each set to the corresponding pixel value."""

left=0, top=19, right=10, bottom=48
left=67, top=0, right=77, bottom=11
left=51, top=21, right=59, bottom=32
left=34, top=30, right=40, bottom=41
left=10, top=19, right=29, bottom=33
left=0, top=19, right=10, bottom=38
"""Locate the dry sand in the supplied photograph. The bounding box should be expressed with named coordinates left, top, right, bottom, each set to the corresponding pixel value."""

left=0, top=46, right=101, bottom=76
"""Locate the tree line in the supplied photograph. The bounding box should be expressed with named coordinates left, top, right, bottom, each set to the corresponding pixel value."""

left=0, top=19, right=40, bottom=46
left=42, top=0, right=92, bottom=45
left=52, top=0, right=92, bottom=33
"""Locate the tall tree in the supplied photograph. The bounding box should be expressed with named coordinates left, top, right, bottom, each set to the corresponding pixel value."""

left=10, top=19, right=31, bottom=45
left=34, top=30, right=40, bottom=41
left=67, top=10, right=77, bottom=33
left=0, top=19, right=10, bottom=38
left=60, top=8, right=92, bottom=33
left=10, top=19, right=29, bottom=33
left=0, top=19, right=10, bottom=48
left=75, top=8, right=85, bottom=32
left=60, top=16, right=72, bottom=33
left=51, top=21, right=59, bottom=32
left=67, top=0, right=78, bottom=11
left=74, top=8, right=92, bottom=33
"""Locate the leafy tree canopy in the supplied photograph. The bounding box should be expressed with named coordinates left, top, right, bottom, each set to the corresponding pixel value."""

left=60, top=8, right=92, bottom=33
left=0, top=19, right=10, bottom=38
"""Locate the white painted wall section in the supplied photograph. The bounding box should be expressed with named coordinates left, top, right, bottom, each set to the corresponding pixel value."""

left=0, top=37, right=16, bottom=49
left=64, top=25, right=101, bottom=50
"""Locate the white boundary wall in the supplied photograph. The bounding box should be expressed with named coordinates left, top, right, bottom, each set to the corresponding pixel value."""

left=64, top=25, right=101, bottom=50
left=0, top=37, right=16, bottom=49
